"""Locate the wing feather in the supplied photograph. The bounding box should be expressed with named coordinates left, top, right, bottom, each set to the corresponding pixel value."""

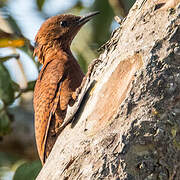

left=34, top=60, right=64, bottom=163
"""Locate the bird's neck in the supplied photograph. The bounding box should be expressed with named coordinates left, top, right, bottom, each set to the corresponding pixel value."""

left=40, top=41, right=74, bottom=65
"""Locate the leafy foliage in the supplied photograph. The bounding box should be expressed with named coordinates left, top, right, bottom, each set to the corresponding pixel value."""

left=13, top=161, right=42, bottom=180
left=77, top=52, right=88, bottom=73
left=0, top=110, right=12, bottom=136
left=0, top=63, right=15, bottom=105
left=0, top=14, right=36, bottom=139
left=0, top=54, right=19, bottom=63
left=0, top=30, right=25, bottom=48
left=92, top=0, right=114, bottom=46
left=36, top=0, right=46, bottom=11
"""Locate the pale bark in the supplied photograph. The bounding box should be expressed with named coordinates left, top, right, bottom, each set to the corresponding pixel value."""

left=37, top=0, right=180, bottom=179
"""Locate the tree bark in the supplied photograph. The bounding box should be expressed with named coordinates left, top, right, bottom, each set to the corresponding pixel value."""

left=37, top=0, right=180, bottom=179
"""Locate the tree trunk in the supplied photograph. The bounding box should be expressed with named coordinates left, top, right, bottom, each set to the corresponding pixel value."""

left=37, top=0, right=180, bottom=179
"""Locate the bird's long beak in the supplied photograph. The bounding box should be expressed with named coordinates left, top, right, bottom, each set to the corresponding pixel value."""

left=78, top=11, right=100, bottom=26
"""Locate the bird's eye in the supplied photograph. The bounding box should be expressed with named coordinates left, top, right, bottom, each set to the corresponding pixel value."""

left=60, top=21, right=68, bottom=27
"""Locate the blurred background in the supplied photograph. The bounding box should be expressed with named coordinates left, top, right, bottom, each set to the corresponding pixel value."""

left=0, top=0, right=135, bottom=179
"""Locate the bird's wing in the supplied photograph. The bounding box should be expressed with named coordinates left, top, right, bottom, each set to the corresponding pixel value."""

left=34, top=60, right=66, bottom=164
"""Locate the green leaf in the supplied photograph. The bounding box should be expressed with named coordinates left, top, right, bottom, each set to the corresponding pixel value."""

left=0, top=64, right=15, bottom=105
left=76, top=52, right=88, bottom=73
left=108, top=0, right=135, bottom=17
left=0, top=54, right=19, bottom=63
left=0, top=0, right=8, bottom=8
left=92, top=0, right=114, bottom=46
left=0, top=152, right=20, bottom=166
left=68, top=0, right=84, bottom=13
left=0, top=110, right=11, bottom=136
left=0, top=18, right=34, bottom=59
left=22, top=81, right=36, bottom=93
left=122, top=0, right=136, bottom=15
left=11, top=81, right=20, bottom=92
left=25, top=81, right=36, bottom=92
left=36, top=0, right=46, bottom=11
left=5, top=15, right=22, bottom=36
left=13, top=161, right=42, bottom=180
left=19, top=41, right=34, bottom=60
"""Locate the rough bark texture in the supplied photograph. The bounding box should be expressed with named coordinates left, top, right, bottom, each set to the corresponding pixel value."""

left=37, top=0, right=180, bottom=179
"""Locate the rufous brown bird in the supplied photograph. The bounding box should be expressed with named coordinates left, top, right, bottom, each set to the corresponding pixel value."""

left=33, top=11, right=99, bottom=164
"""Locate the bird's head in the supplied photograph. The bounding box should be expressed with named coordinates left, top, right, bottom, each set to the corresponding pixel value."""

left=34, top=12, right=99, bottom=64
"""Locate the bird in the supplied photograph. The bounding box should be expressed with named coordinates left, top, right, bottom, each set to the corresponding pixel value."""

left=33, top=11, right=99, bottom=165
